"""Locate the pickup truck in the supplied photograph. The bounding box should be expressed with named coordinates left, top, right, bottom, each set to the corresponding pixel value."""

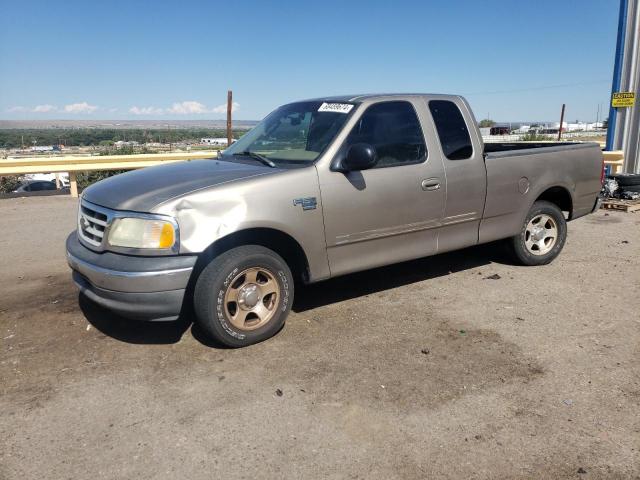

left=66, top=94, right=603, bottom=347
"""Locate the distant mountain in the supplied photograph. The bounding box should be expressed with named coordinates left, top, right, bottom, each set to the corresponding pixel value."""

left=0, top=119, right=259, bottom=130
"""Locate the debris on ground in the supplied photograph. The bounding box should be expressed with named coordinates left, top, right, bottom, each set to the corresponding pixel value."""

left=563, top=399, right=573, bottom=406
left=620, top=190, right=640, bottom=200
left=600, top=174, right=640, bottom=207
left=275, top=388, right=283, bottom=397
left=602, top=178, right=619, bottom=198
left=421, top=348, right=430, bottom=355
left=484, top=274, right=501, bottom=280
left=577, top=467, right=587, bottom=474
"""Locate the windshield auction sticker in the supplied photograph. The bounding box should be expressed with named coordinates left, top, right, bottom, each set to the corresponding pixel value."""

left=318, top=102, right=354, bottom=114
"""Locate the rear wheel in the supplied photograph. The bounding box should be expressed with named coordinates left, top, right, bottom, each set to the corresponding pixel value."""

left=510, top=201, right=567, bottom=266
left=194, top=245, right=294, bottom=347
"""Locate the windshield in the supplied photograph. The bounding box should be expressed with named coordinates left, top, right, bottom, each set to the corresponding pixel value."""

left=223, top=101, right=355, bottom=164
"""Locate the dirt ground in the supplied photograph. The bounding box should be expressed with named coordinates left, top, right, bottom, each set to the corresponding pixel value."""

left=1, top=196, right=639, bottom=480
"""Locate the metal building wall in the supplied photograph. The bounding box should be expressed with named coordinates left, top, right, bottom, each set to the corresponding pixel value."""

left=612, top=0, right=640, bottom=173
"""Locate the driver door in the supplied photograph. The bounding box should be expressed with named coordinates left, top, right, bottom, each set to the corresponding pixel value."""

left=317, top=99, right=446, bottom=277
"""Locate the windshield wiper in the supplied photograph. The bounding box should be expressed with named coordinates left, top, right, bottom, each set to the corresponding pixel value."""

left=232, top=151, right=277, bottom=168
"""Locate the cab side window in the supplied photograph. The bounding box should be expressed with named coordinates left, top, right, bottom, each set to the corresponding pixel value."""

left=345, top=101, right=427, bottom=168
left=428, top=100, right=473, bottom=160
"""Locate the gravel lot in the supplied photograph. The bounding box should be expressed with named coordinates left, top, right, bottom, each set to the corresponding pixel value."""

left=1, top=196, right=639, bottom=479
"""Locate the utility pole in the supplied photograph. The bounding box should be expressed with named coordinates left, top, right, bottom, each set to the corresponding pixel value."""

left=557, top=104, right=566, bottom=141
left=227, top=90, right=233, bottom=147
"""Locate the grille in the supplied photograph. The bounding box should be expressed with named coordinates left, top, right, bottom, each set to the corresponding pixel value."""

left=78, top=201, right=109, bottom=248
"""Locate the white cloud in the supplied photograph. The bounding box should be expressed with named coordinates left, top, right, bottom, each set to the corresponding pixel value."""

left=129, top=105, right=164, bottom=115
left=63, top=102, right=98, bottom=114
left=5, top=100, right=242, bottom=116
left=211, top=102, right=240, bottom=114
left=32, top=104, right=57, bottom=113
left=167, top=100, right=209, bottom=115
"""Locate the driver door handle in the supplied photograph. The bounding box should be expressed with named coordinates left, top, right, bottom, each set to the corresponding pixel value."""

left=421, top=179, right=441, bottom=191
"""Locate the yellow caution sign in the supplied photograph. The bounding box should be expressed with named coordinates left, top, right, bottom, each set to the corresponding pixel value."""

left=611, top=92, right=635, bottom=108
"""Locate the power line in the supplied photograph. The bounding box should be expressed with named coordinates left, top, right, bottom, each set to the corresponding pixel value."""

left=463, top=80, right=610, bottom=96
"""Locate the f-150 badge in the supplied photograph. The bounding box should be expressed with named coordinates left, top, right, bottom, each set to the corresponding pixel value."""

left=293, top=197, right=317, bottom=211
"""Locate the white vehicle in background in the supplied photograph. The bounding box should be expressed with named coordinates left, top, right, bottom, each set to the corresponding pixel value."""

left=200, top=138, right=235, bottom=146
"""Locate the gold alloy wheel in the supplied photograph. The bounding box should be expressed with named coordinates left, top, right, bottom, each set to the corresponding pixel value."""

left=524, top=214, right=558, bottom=256
left=223, top=267, right=280, bottom=331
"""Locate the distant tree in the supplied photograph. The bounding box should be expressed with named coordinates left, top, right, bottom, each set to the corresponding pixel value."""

left=0, top=175, right=23, bottom=194
left=478, top=119, right=496, bottom=128
left=0, top=127, right=247, bottom=149
left=520, top=132, right=551, bottom=141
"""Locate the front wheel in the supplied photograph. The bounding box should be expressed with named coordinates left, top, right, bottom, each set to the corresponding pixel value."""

left=510, top=200, right=567, bottom=266
left=194, top=245, right=294, bottom=347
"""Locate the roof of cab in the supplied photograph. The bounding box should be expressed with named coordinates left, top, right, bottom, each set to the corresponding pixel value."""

left=299, top=93, right=461, bottom=103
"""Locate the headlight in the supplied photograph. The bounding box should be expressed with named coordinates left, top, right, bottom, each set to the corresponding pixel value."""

left=108, top=217, right=177, bottom=250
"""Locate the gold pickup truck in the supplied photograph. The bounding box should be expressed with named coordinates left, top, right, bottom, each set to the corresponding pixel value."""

left=67, top=94, right=603, bottom=347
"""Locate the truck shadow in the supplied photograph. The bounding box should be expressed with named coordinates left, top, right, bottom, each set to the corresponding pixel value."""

left=80, top=240, right=513, bottom=346
left=293, top=241, right=510, bottom=312
left=79, top=294, right=193, bottom=345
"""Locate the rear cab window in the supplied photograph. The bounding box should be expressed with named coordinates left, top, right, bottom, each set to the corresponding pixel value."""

left=428, top=100, right=473, bottom=160
left=345, top=101, right=427, bottom=168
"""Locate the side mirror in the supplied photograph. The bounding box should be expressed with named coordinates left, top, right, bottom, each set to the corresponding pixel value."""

left=342, top=143, right=377, bottom=171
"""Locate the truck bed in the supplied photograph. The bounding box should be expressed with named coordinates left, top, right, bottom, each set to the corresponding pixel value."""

left=479, top=141, right=603, bottom=245
left=483, top=142, right=581, bottom=154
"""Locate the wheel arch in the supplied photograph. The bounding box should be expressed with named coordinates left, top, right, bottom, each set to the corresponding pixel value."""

left=534, top=185, right=574, bottom=219
left=194, top=227, right=311, bottom=284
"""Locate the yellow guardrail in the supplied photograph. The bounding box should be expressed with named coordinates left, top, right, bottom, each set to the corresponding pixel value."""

left=0, top=150, right=220, bottom=197
left=603, top=150, right=625, bottom=174
left=0, top=148, right=627, bottom=198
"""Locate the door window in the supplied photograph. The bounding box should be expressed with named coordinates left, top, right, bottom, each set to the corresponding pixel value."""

left=345, top=101, right=427, bottom=168
left=428, top=100, right=473, bottom=160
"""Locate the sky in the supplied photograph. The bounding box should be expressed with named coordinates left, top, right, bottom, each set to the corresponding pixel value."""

left=0, top=0, right=621, bottom=122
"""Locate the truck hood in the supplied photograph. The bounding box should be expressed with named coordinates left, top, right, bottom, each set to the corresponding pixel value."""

left=82, top=159, right=278, bottom=212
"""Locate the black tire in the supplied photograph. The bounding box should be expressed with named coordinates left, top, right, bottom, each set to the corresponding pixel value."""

left=611, top=173, right=640, bottom=187
left=194, top=245, right=294, bottom=347
left=509, top=200, right=567, bottom=266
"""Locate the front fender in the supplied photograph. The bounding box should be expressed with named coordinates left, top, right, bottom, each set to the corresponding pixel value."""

left=153, top=166, right=332, bottom=281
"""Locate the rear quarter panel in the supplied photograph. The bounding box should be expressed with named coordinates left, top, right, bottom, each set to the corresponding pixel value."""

left=479, top=143, right=602, bottom=244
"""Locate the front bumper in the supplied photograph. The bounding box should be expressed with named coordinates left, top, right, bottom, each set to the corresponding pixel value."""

left=66, top=232, right=197, bottom=321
